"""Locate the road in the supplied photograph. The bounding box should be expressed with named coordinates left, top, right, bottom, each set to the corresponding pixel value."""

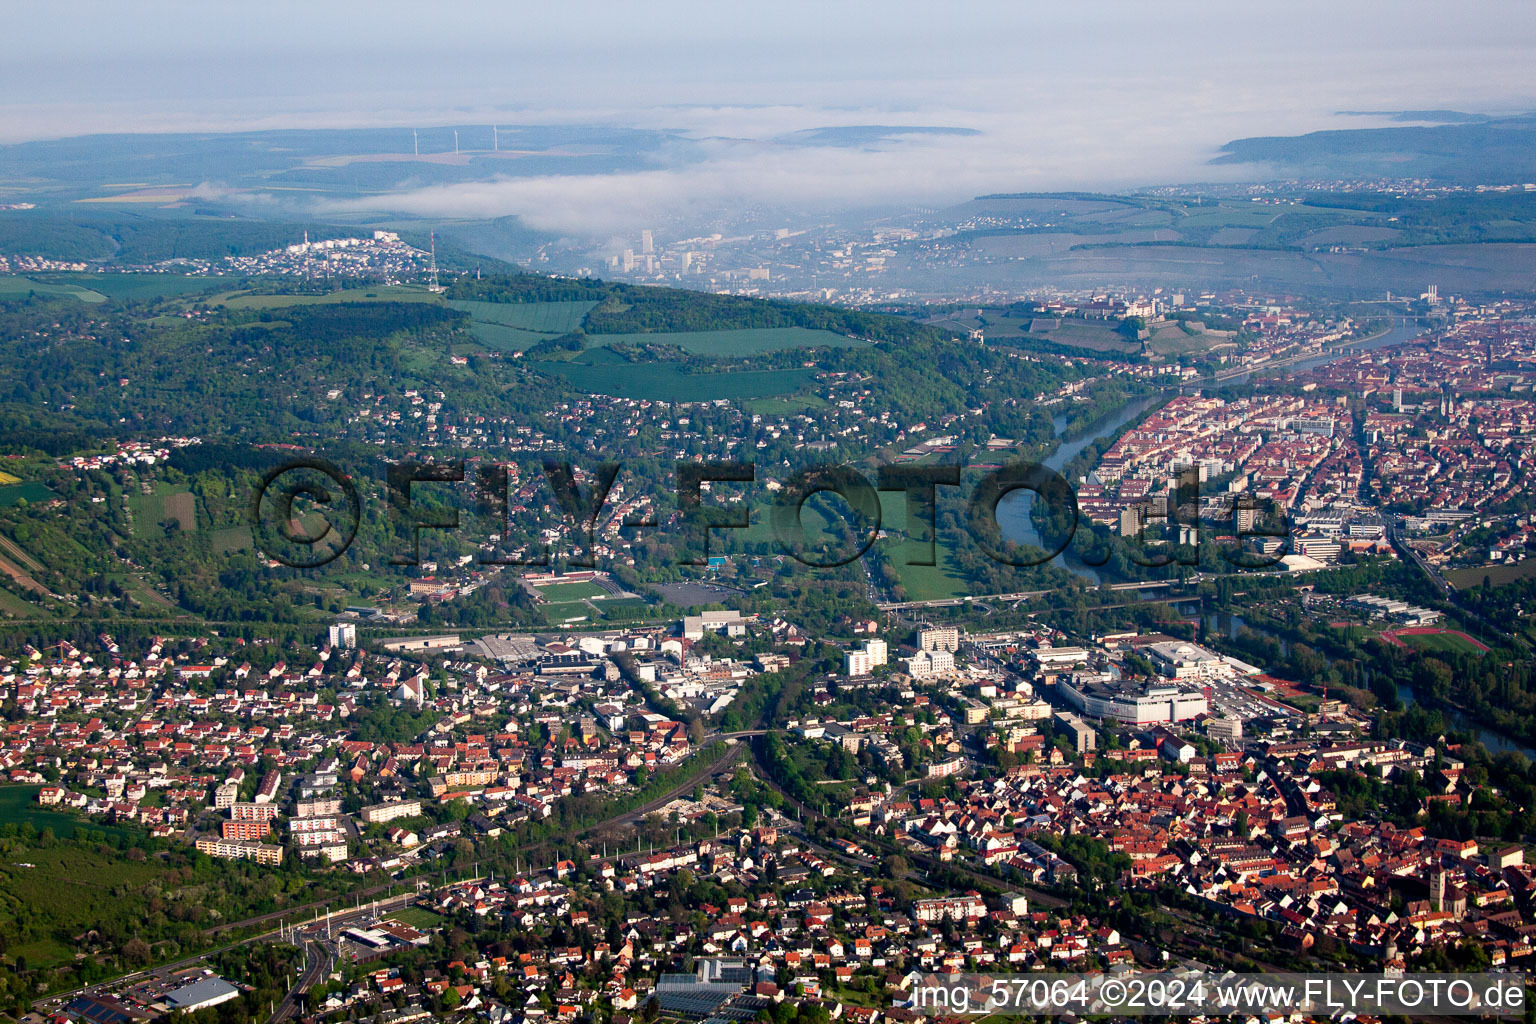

left=746, top=736, right=1068, bottom=910
left=877, top=579, right=1179, bottom=612
left=1386, top=513, right=1518, bottom=647
left=35, top=891, right=409, bottom=1016
left=269, top=939, right=329, bottom=1024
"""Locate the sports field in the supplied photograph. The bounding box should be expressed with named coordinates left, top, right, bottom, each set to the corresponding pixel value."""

left=534, top=580, right=606, bottom=602
left=1382, top=627, right=1490, bottom=656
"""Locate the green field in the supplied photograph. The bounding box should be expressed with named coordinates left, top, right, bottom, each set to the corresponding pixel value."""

left=384, top=906, right=445, bottom=930
left=216, top=285, right=442, bottom=309
left=534, top=580, right=606, bottom=602
left=0, top=786, right=133, bottom=841
left=1447, top=560, right=1536, bottom=590
left=0, top=588, right=43, bottom=618
left=449, top=299, right=596, bottom=334
left=448, top=300, right=601, bottom=353
left=592, top=327, right=863, bottom=356
left=740, top=394, right=828, bottom=415
left=738, top=490, right=973, bottom=602
left=464, top=320, right=552, bottom=352
left=209, top=525, right=252, bottom=554
left=48, top=273, right=223, bottom=301
left=541, top=603, right=592, bottom=624
left=128, top=482, right=196, bottom=534
left=873, top=490, right=974, bottom=602
left=0, top=481, right=54, bottom=507
left=0, top=791, right=153, bottom=969
left=0, top=276, right=106, bottom=303
left=533, top=352, right=817, bottom=401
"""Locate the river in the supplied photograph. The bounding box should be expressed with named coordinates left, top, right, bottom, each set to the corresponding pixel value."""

left=995, top=321, right=1427, bottom=583
left=1394, top=684, right=1536, bottom=760
left=995, top=393, right=1162, bottom=584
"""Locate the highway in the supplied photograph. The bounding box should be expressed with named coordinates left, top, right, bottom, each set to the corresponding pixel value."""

left=877, top=578, right=1179, bottom=612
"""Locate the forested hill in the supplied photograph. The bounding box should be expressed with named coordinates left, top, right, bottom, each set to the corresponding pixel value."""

left=445, top=272, right=948, bottom=343
left=0, top=268, right=1053, bottom=457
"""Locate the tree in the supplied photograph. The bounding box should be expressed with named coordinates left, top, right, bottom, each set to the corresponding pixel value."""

left=122, top=936, right=152, bottom=965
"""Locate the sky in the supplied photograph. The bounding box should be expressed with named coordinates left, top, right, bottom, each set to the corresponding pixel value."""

left=5, top=1, right=1536, bottom=233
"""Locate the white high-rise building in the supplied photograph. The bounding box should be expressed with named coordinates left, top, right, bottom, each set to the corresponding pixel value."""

left=844, top=638, right=887, bottom=676
left=641, top=230, right=654, bottom=254
left=328, top=623, right=357, bottom=650
left=918, top=626, right=959, bottom=652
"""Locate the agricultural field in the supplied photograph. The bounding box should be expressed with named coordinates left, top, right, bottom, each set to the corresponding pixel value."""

left=45, top=273, right=223, bottom=301
left=449, top=299, right=596, bottom=334
left=0, top=481, right=53, bottom=508
left=0, top=275, right=106, bottom=303
left=1446, top=559, right=1536, bottom=589
left=0, top=587, right=43, bottom=618
left=463, top=320, right=551, bottom=352
left=532, top=351, right=817, bottom=401
left=450, top=299, right=598, bottom=353
left=214, top=285, right=442, bottom=309
left=127, top=482, right=197, bottom=534
left=594, top=327, right=863, bottom=356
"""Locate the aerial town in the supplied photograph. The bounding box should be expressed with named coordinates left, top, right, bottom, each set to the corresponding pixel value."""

left=2, top=87, right=1536, bottom=1024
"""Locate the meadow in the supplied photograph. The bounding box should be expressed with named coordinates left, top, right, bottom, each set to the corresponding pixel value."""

left=0, top=786, right=133, bottom=841
left=48, top=273, right=223, bottom=301
left=215, top=285, right=442, bottom=309
left=464, top=321, right=552, bottom=352
left=0, top=588, right=42, bottom=618
left=127, top=483, right=196, bottom=534
left=1446, top=559, right=1536, bottom=590
left=0, top=482, right=54, bottom=508
left=0, top=276, right=105, bottom=303
left=448, top=299, right=596, bottom=334
left=593, top=327, right=862, bottom=356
